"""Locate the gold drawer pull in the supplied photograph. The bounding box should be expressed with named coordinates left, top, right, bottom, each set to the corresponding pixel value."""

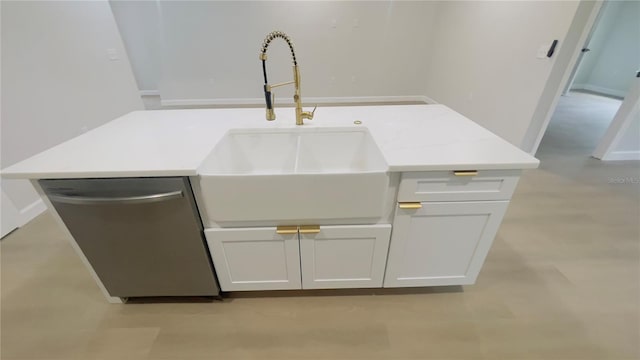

left=299, top=225, right=321, bottom=234
left=276, top=225, right=298, bottom=234
left=398, top=202, right=422, bottom=209
left=453, top=170, right=478, bottom=176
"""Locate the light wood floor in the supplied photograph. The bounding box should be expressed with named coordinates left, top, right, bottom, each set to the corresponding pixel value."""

left=2, top=92, right=638, bottom=359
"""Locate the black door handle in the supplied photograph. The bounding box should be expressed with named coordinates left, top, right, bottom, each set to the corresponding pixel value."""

left=581, top=48, right=591, bottom=53
left=547, top=40, right=559, bottom=58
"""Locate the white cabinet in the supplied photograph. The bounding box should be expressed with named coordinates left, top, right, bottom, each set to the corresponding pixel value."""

left=205, top=169, right=519, bottom=292
left=205, top=224, right=391, bottom=291
left=205, top=227, right=301, bottom=291
left=300, top=224, right=391, bottom=289
left=384, top=201, right=508, bottom=287
left=384, top=170, right=517, bottom=288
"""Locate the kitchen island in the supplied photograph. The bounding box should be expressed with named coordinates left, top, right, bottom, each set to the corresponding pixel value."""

left=2, top=104, right=539, bottom=303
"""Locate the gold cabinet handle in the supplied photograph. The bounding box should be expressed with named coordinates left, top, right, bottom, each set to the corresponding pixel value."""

left=453, top=170, right=478, bottom=176
left=276, top=225, right=298, bottom=234
left=398, top=202, right=422, bottom=209
left=299, top=225, right=320, bottom=234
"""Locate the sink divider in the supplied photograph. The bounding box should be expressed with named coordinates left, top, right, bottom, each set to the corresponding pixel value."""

left=293, top=133, right=303, bottom=173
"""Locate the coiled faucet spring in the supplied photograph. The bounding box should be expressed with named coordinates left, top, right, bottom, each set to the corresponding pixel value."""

left=259, top=31, right=315, bottom=125
left=260, top=31, right=297, bottom=66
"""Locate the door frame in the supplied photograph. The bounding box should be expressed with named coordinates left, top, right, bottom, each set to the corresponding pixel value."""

left=521, top=0, right=606, bottom=154
left=561, top=1, right=610, bottom=96
left=592, top=75, right=640, bottom=160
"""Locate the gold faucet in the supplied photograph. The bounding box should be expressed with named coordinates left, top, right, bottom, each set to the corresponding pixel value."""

left=259, top=31, right=316, bottom=125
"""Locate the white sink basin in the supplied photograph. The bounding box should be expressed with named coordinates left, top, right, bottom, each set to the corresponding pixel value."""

left=200, top=129, right=299, bottom=174
left=197, top=127, right=389, bottom=225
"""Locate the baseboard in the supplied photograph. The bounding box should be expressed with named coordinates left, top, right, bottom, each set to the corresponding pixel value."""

left=140, top=90, right=160, bottom=96
left=161, top=95, right=435, bottom=107
left=18, top=198, right=47, bottom=227
left=601, top=150, right=640, bottom=161
left=421, top=95, right=438, bottom=104
left=571, top=84, right=626, bottom=98
left=305, top=95, right=434, bottom=105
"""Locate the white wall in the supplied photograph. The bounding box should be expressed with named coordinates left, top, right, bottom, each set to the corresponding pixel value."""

left=1, top=189, right=19, bottom=238
left=424, top=1, right=581, bottom=147
left=153, top=1, right=438, bottom=105
left=573, top=1, right=640, bottom=98
left=1, top=0, right=143, bottom=228
left=112, top=1, right=588, bottom=150
left=109, top=0, right=160, bottom=93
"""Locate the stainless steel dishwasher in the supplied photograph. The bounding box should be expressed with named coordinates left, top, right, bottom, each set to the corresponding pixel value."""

left=40, top=177, right=220, bottom=298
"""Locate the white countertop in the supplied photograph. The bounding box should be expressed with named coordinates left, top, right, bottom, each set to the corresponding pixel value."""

left=1, top=104, right=539, bottom=179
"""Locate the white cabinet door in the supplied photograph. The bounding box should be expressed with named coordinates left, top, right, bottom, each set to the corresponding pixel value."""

left=205, top=227, right=301, bottom=291
left=299, top=224, right=391, bottom=289
left=384, top=201, right=508, bottom=287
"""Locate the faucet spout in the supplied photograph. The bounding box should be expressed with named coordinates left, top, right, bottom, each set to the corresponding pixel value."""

left=259, top=31, right=315, bottom=125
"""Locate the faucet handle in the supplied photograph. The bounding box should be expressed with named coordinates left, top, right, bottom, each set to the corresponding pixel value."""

left=303, top=105, right=317, bottom=120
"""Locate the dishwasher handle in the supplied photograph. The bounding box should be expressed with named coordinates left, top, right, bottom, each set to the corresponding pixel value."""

left=47, top=190, right=184, bottom=205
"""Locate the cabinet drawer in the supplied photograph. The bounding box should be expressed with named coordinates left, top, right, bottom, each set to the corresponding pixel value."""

left=397, top=170, right=520, bottom=202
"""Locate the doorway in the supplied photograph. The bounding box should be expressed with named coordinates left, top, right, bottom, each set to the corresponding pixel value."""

left=536, top=91, right=622, bottom=161
left=535, top=0, right=639, bottom=163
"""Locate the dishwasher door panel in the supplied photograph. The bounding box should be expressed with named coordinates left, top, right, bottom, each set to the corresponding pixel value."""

left=40, top=177, right=219, bottom=298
